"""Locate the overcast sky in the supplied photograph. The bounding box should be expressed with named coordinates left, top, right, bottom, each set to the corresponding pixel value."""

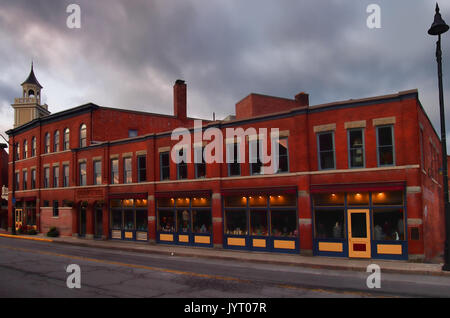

left=0, top=0, right=450, bottom=148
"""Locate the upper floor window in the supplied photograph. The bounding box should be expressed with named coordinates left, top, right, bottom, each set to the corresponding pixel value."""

left=94, top=161, right=102, bottom=185
left=14, top=172, right=19, bottom=190
left=79, top=124, right=87, bottom=148
left=44, top=133, right=50, bottom=154
left=54, top=130, right=60, bottom=152
left=249, top=138, right=263, bottom=175
left=376, top=125, right=395, bottom=166
left=63, top=165, right=69, bottom=187
left=64, top=128, right=70, bottom=150
left=177, top=148, right=187, bottom=180
left=31, top=137, right=36, bottom=157
left=31, top=169, right=36, bottom=189
left=317, top=131, right=335, bottom=170
left=14, top=142, right=20, bottom=160
left=137, top=155, right=147, bottom=182
left=128, top=129, right=138, bottom=138
left=43, top=167, right=50, bottom=188
left=160, top=152, right=170, bottom=181
left=348, top=129, right=365, bottom=168
left=22, top=170, right=27, bottom=190
left=53, top=166, right=59, bottom=188
left=194, top=146, right=206, bottom=178
left=227, top=142, right=241, bottom=177
left=23, top=140, right=28, bottom=159
left=124, top=157, right=132, bottom=184
left=275, top=137, right=289, bottom=173
left=111, top=159, right=119, bottom=184
left=79, top=162, right=87, bottom=186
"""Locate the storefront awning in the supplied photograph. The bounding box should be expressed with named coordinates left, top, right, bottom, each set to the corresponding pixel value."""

left=221, top=186, right=297, bottom=197
left=310, top=182, right=405, bottom=193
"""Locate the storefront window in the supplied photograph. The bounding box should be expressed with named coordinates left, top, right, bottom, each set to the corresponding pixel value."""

left=225, top=210, right=247, bottom=235
left=123, top=210, right=134, bottom=230
left=372, top=191, right=403, bottom=206
left=271, top=210, right=297, bottom=237
left=192, top=210, right=212, bottom=233
left=224, top=196, right=247, bottom=207
left=347, top=192, right=369, bottom=206
left=192, top=197, right=211, bottom=207
left=373, top=208, right=404, bottom=241
left=111, top=209, right=122, bottom=230
left=313, top=193, right=345, bottom=206
left=248, top=196, right=267, bottom=207
left=250, top=210, right=268, bottom=236
left=136, top=209, right=147, bottom=231
left=158, top=210, right=175, bottom=232
left=269, top=194, right=296, bottom=207
left=177, top=209, right=190, bottom=233
left=314, top=209, right=345, bottom=239
left=176, top=197, right=190, bottom=207
left=110, top=199, right=148, bottom=233
left=158, top=197, right=174, bottom=208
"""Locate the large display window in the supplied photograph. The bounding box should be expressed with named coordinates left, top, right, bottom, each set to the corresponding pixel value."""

left=223, top=192, right=298, bottom=253
left=110, top=198, right=148, bottom=241
left=312, top=190, right=407, bottom=260
left=156, top=194, right=212, bottom=247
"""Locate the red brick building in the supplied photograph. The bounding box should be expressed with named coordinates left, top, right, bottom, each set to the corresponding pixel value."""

left=6, top=67, right=446, bottom=261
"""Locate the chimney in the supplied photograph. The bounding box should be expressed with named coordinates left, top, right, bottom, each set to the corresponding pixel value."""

left=295, top=92, right=309, bottom=107
left=174, top=79, right=187, bottom=120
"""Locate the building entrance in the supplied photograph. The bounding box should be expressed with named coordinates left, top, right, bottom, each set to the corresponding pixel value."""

left=347, top=209, right=371, bottom=258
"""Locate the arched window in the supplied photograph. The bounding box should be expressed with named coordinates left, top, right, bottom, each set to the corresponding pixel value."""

left=79, top=124, right=87, bottom=148
left=44, top=133, right=50, bottom=154
left=54, top=130, right=59, bottom=152
left=64, top=128, right=70, bottom=150
left=23, top=140, right=28, bottom=159
left=31, top=137, right=36, bottom=157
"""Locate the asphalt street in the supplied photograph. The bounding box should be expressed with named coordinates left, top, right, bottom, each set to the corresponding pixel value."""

left=0, top=237, right=449, bottom=298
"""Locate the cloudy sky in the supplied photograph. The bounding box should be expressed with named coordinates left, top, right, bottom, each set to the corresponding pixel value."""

left=0, top=0, right=450, bottom=147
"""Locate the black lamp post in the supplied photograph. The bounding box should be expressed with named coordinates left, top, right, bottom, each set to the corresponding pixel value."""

left=428, top=3, right=450, bottom=271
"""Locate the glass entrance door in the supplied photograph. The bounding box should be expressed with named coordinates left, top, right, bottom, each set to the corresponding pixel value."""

left=347, top=209, right=371, bottom=258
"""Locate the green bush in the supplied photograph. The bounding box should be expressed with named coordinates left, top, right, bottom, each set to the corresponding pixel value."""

left=47, top=226, right=59, bottom=237
left=27, top=229, right=37, bottom=235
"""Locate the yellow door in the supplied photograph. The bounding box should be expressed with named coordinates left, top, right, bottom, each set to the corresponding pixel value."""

left=348, top=209, right=371, bottom=258
left=15, top=209, right=23, bottom=231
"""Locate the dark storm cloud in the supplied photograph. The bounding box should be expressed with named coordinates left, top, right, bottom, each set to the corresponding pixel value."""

left=0, top=0, right=449, bottom=142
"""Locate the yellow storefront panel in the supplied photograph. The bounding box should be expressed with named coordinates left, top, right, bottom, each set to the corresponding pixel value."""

left=178, top=235, right=189, bottom=243
left=377, top=244, right=402, bottom=255
left=194, top=236, right=210, bottom=244
left=252, top=239, right=266, bottom=248
left=160, top=234, right=174, bottom=242
left=227, top=237, right=246, bottom=246
left=318, top=242, right=343, bottom=252
left=274, top=240, right=296, bottom=250
left=124, top=231, right=133, bottom=239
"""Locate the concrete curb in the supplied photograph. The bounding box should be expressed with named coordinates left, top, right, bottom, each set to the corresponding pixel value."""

left=0, top=233, right=53, bottom=243
left=2, top=233, right=449, bottom=277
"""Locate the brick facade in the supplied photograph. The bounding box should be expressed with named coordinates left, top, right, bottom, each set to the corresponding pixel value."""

left=5, top=80, right=445, bottom=261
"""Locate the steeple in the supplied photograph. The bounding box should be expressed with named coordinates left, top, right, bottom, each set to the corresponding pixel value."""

left=12, top=62, right=50, bottom=128
left=21, top=61, right=43, bottom=89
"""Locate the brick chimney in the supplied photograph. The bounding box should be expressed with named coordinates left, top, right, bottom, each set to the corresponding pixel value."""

left=174, top=79, right=187, bottom=119
left=295, top=92, right=309, bottom=107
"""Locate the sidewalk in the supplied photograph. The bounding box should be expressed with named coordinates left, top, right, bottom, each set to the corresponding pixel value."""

left=1, top=232, right=448, bottom=277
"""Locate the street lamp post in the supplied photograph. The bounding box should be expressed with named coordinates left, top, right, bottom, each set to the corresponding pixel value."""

left=428, top=3, right=450, bottom=271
